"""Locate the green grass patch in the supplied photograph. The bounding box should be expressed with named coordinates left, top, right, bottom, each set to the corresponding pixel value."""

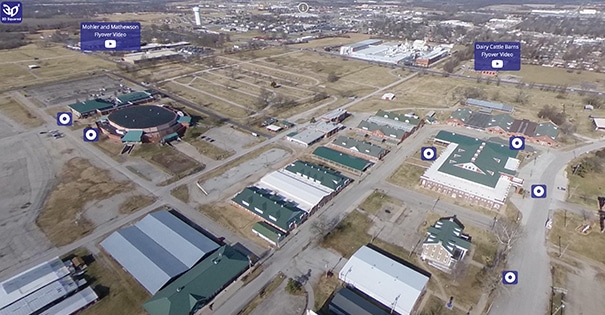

left=388, top=163, right=425, bottom=189
left=549, top=210, right=605, bottom=263
left=320, top=210, right=372, bottom=258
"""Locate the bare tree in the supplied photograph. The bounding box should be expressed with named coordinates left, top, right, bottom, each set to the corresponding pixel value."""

left=493, top=219, right=523, bottom=254
left=256, top=88, right=272, bottom=108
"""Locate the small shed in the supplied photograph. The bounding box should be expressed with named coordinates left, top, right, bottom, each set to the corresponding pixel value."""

left=266, top=124, right=283, bottom=132
left=381, top=93, right=395, bottom=101
left=584, top=104, right=594, bottom=110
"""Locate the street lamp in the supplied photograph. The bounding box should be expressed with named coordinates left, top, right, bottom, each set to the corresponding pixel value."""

left=552, top=303, right=565, bottom=315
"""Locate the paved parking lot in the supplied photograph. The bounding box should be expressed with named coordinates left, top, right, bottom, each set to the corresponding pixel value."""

left=0, top=122, right=54, bottom=274
left=202, top=125, right=259, bottom=153
left=195, top=148, right=291, bottom=203
left=25, top=75, right=137, bottom=107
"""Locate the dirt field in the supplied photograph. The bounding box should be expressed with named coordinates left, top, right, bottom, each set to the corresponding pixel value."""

left=0, top=95, right=44, bottom=127
left=118, top=194, right=157, bottom=214
left=132, top=143, right=203, bottom=177
left=359, top=190, right=404, bottom=215
left=36, top=158, right=133, bottom=246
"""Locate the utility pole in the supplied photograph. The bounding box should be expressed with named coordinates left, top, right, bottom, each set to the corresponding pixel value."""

left=564, top=210, right=567, bottom=228
left=558, top=236, right=562, bottom=257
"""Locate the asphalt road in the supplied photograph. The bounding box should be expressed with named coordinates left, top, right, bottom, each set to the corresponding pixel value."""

left=489, top=140, right=605, bottom=315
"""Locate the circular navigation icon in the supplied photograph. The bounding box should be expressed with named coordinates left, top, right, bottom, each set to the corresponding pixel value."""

left=298, top=2, right=309, bottom=13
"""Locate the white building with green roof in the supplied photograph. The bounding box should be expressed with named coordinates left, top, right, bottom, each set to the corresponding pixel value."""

left=421, top=216, right=471, bottom=272
left=420, top=131, right=524, bottom=210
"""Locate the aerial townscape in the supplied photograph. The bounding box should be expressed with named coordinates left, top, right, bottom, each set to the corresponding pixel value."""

left=1, top=0, right=605, bottom=315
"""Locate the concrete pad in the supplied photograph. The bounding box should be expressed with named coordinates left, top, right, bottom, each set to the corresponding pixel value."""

left=197, top=148, right=290, bottom=202
left=202, top=125, right=258, bottom=153
left=123, top=158, right=172, bottom=184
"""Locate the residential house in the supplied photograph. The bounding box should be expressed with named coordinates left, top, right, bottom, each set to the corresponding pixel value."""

left=420, top=216, right=471, bottom=272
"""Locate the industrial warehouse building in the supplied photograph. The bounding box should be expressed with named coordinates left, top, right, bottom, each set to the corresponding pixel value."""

left=356, top=110, right=424, bottom=144
left=68, top=91, right=155, bottom=118
left=257, top=160, right=351, bottom=215
left=312, top=147, right=373, bottom=174
left=419, top=131, right=524, bottom=210
left=0, top=257, right=97, bottom=315
left=339, top=245, right=431, bottom=315
left=96, top=104, right=190, bottom=143
left=286, top=121, right=344, bottom=147
left=143, top=245, right=249, bottom=315
left=465, top=98, right=514, bottom=113
left=339, top=39, right=450, bottom=66
left=232, top=187, right=307, bottom=233
left=122, top=49, right=183, bottom=65
left=447, top=108, right=559, bottom=147
left=100, top=210, right=220, bottom=294
left=328, top=136, right=389, bottom=162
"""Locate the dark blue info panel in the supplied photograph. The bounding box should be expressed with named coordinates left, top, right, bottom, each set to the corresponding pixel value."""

left=474, top=42, right=521, bottom=71
left=80, top=22, right=141, bottom=51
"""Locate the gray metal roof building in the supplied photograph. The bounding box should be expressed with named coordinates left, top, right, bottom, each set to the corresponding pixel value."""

left=38, top=286, right=98, bottom=315
left=466, top=98, right=514, bottom=113
left=100, top=210, right=219, bottom=294
left=329, top=287, right=389, bottom=315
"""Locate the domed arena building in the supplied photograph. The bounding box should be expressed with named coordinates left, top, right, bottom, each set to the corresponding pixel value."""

left=96, top=105, right=191, bottom=143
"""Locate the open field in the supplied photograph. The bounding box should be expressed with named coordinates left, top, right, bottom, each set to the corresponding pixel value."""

left=36, top=158, right=132, bottom=246
left=118, top=194, right=157, bottom=214
left=132, top=143, right=203, bottom=177
left=136, top=63, right=202, bottom=81
left=198, top=203, right=266, bottom=247
left=189, top=77, right=260, bottom=110
left=388, top=163, right=426, bottom=189
left=77, top=250, right=149, bottom=315
left=227, top=47, right=290, bottom=61
left=359, top=190, right=404, bottom=215
left=162, top=81, right=251, bottom=119
left=0, top=45, right=117, bottom=90
left=0, top=95, right=44, bottom=127
left=97, top=12, right=176, bottom=25
left=458, top=63, right=605, bottom=90
left=170, top=184, right=190, bottom=203
left=187, top=136, right=235, bottom=160
left=566, top=154, right=605, bottom=208
left=549, top=210, right=605, bottom=263
left=320, top=210, right=373, bottom=258
left=290, top=33, right=372, bottom=49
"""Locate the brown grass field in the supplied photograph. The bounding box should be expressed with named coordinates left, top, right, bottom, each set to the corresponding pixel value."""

left=549, top=210, right=605, bottom=263
left=170, top=184, right=190, bottom=203
left=131, top=143, right=203, bottom=177
left=198, top=203, right=267, bottom=248
left=0, top=44, right=117, bottom=90
left=567, top=154, right=605, bottom=208
left=36, top=158, right=133, bottom=246
left=118, top=194, right=157, bottom=214
left=161, top=81, right=251, bottom=119
left=78, top=251, right=149, bottom=315
left=0, top=95, right=44, bottom=127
